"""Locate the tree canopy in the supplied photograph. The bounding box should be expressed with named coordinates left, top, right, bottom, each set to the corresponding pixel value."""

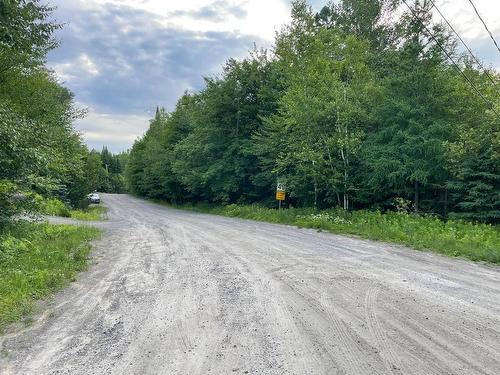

left=0, top=1, right=126, bottom=229
left=126, top=0, right=499, bottom=223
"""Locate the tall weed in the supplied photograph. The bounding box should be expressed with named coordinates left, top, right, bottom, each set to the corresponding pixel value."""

left=0, top=223, right=100, bottom=332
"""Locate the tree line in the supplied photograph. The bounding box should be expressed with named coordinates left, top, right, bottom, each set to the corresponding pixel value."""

left=86, top=147, right=128, bottom=194
left=126, top=0, right=499, bottom=223
left=0, top=1, right=124, bottom=229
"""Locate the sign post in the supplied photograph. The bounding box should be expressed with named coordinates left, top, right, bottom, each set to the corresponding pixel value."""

left=276, top=182, right=285, bottom=210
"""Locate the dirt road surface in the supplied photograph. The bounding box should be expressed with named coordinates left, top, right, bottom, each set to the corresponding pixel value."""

left=1, top=194, right=499, bottom=374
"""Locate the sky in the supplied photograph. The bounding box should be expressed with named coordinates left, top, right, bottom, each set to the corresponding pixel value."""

left=46, top=0, right=500, bottom=153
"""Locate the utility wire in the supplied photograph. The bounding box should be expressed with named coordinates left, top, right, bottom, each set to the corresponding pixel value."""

left=466, top=0, right=500, bottom=53
left=429, top=0, right=497, bottom=87
left=400, top=0, right=499, bottom=118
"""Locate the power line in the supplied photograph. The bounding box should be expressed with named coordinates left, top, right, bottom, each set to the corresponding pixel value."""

left=466, top=0, right=500, bottom=53
left=429, top=0, right=497, bottom=87
left=400, top=0, right=499, bottom=118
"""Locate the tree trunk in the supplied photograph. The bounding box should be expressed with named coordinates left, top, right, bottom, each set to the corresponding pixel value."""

left=414, top=181, right=419, bottom=212
left=444, top=186, right=448, bottom=217
left=314, top=179, right=318, bottom=209
left=312, top=160, right=317, bottom=209
left=338, top=83, right=350, bottom=211
left=343, top=166, right=349, bottom=210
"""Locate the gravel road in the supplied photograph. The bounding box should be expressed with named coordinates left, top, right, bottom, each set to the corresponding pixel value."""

left=1, top=194, right=499, bottom=375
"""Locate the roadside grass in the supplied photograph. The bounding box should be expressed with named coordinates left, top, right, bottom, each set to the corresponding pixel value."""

left=172, top=203, right=500, bottom=264
left=0, top=222, right=100, bottom=332
left=40, top=198, right=71, bottom=217
left=41, top=197, right=108, bottom=221
left=70, top=205, right=108, bottom=221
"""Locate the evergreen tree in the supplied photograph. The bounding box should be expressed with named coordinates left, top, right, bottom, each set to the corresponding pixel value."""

left=124, top=0, right=499, bottom=223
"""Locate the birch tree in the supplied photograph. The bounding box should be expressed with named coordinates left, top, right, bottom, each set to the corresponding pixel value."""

left=263, top=0, right=379, bottom=209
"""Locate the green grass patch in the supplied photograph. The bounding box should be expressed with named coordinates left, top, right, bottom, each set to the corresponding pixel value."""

left=70, top=205, right=108, bottom=221
left=40, top=197, right=108, bottom=221
left=40, top=198, right=71, bottom=217
left=171, top=203, right=500, bottom=264
left=0, top=222, right=100, bottom=332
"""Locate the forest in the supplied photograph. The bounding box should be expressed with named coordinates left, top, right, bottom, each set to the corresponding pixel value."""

left=126, top=0, right=499, bottom=223
left=0, top=1, right=126, bottom=229
left=0, top=1, right=130, bottom=329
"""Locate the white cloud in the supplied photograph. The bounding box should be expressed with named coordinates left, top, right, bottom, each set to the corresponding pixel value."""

left=89, top=0, right=291, bottom=41
left=437, top=0, right=499, bottom=40
left=433, top=0, right=500, bottom=68
left=76, top=108, right=150, bottom=152
left=53, top=53, right=100, bottom=81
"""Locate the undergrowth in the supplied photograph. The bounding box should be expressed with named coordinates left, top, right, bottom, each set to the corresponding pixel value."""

left=70, top=205, right=108, bottom=221
left=0, top=222, right=100, bottom=332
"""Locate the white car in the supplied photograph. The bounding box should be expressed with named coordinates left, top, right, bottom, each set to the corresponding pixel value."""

left=88, top=193, right=100, bottom=204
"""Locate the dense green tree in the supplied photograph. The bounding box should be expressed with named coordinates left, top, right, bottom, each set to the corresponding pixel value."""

left=315, top=0, right=396, bottom=51
left=445, top=68, right=500, bottom=221
left=85, top=151, right=110, bottom=193
left=0, top=0, right=102, bottom=224
left=125, top=0, right=499, bottom=223
left=95, top=147, right=127, bottom=193
left=255, top=1, right=380, bottom=209
left=0, top=68, right=90, bottom=205
left=171, top=55, right=281, bottom=203
left=0, top=0, right=61, bottom=77
left=125, top=138, right=148, bottom=196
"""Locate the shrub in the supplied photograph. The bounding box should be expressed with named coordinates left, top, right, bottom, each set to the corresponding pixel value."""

left=0, top=180, right=39, bottom=231
left=41, top=198, right=70, bottom=217
left=0, top=180, right=18, bottom=231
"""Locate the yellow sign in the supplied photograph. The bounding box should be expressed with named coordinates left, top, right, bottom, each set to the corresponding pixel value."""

left=276, top=191, right=285, bottom=201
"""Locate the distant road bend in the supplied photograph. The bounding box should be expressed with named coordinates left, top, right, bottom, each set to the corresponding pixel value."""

left=1, top=194, right=499, bottom=374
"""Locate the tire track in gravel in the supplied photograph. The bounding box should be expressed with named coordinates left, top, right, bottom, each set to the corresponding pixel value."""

left=169, top=207, right=500, bottom=372
left=364, top=286, right=408, bottom=374
left=1, top=194, right=499, bottom=375
left=166, top=210, right=500, bottom=374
